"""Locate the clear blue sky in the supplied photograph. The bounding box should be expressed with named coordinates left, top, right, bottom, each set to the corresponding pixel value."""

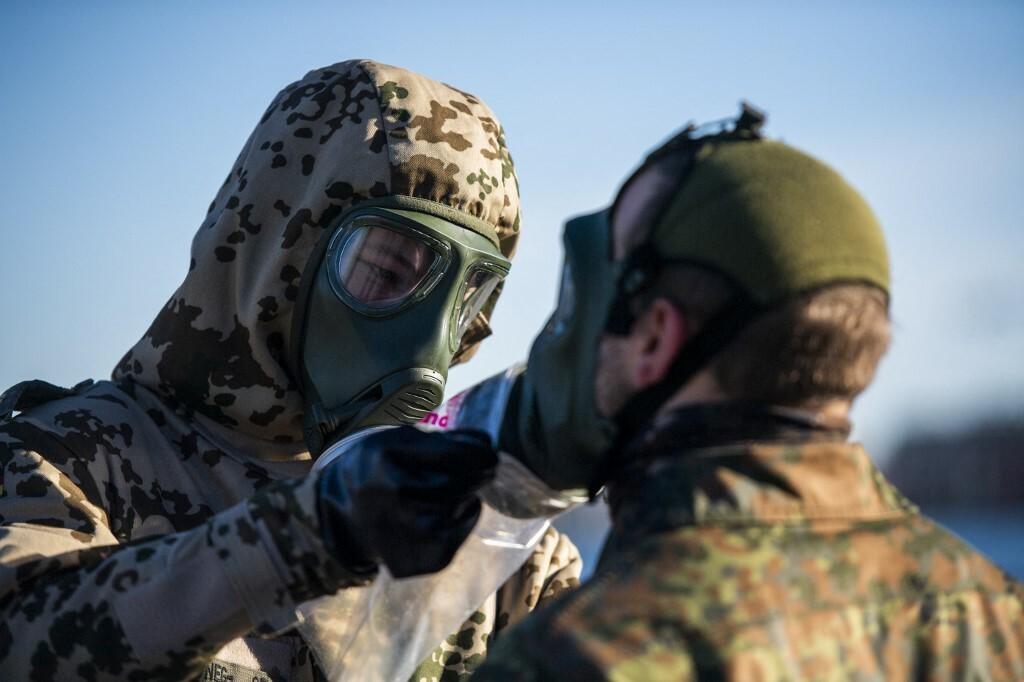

left=1, top=1, right=1022, bottom=462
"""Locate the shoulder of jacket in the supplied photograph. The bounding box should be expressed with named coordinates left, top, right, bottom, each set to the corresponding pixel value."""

left=0, top=380, right=142, bottom=459
left=0, top=378, right=97, bottom=421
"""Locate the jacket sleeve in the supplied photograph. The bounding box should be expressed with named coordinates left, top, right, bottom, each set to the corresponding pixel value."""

left=494, top=525, right=583, bottom=633
left=0, top=421, right=344, bottom=681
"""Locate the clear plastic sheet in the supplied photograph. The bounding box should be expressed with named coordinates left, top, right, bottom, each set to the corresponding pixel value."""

left=296, top=503, right=548, bottom=682
left=296, top=366, right=583, bottom=682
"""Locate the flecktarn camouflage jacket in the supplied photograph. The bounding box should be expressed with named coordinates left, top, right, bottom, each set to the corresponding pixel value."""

left=474, top=427, right=1024, bottom=681
left=0, top=59, right=580, bottom=681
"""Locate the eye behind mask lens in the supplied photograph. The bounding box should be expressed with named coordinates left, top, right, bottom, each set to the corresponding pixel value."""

left=331, top=224, right=447, bottom=314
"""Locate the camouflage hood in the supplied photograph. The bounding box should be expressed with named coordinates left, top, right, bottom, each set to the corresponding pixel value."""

left=113, top=60, right=521, bottom=446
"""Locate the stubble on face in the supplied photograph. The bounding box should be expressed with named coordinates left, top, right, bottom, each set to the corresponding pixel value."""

left=594, top=334, right=634, bottom=418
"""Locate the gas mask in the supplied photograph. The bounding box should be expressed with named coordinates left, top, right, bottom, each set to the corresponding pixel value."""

left=296, top=205, right=510, bottom=454
left=508, top=209, right=620, bottom=494
left=512, top=104, right=769, bottom=493
left=513, top=102, right=889, bottom=494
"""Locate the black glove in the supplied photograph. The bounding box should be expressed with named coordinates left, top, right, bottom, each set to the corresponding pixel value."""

left=316, top=426, right=497, bottom=579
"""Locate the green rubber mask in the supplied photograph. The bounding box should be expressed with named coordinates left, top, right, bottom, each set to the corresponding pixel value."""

left=514, top=104, right=890, bottom=494
left=297, top=206, right=510, bottom=454
left=512, top=209, right=619, bottom=493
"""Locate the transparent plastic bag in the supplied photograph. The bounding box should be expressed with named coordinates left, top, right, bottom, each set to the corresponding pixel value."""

left=296, top=366, right=584, bottom=681
left=296, top=502, right=547, bottom=682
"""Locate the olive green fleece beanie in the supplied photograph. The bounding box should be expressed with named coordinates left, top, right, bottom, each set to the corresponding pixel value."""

left=652, top=139, right=890, bottom=305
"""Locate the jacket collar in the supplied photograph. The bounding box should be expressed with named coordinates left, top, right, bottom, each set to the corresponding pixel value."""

left=606, top=404, right=915, bottom=536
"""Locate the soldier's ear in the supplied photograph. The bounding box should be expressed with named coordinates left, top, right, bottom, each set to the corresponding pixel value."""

left=631, top=297, right=689, bottom=390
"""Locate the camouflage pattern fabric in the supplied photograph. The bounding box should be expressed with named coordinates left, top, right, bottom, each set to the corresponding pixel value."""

left=112, top=58, right=521, bottom=445
left=0, top=60, right=580, bottom=681
left=474, top=436, right=1024, bottom=681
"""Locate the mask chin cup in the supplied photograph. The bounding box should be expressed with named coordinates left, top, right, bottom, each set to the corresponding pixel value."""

left=305, top=367, right=446, bottom=455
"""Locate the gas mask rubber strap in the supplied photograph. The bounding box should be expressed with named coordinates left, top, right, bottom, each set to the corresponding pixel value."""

left=598, top=295, right=760, bottom=490
left=604, top=243, right=662, bottom=336
left=604, top=105, right=767, bottom=337
left=609, top=101, right=766, bottom=235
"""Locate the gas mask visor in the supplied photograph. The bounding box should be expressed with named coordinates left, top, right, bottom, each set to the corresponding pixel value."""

left=508, top=209, right=620, bottom=494
left=300, top=207, right=510, bottom=454
left=328, top=214, right=507, bottom=341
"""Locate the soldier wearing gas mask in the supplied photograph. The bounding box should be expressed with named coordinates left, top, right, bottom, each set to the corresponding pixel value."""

left=466, top=107, right=1024, bottom=680
left=0, top=60, right=579, bottom=681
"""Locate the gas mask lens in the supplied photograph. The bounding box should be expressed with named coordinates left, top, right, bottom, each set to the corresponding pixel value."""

left=334, top=225, right=442, bottom=311
left=454, top=267, right=505, bottom=344
left=544, top=260, right=576, bottom=336
left=323, top=208, right=510, bottom=351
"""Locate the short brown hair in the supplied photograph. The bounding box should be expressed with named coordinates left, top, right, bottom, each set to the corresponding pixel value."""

left=640, top=267, right=891, bottom=405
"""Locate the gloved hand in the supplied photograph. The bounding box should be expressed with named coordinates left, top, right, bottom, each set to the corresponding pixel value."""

left=316, top=426, right=497, bottom=579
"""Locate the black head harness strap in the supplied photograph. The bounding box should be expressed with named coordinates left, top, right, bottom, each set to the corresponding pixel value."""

left=593, top=103, right=768, bottom=493
left=609, top=290, right=760, bottom=440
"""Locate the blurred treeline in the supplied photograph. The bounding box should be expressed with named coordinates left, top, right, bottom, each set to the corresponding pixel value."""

left=883, top=412, right=1024, bottom=505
